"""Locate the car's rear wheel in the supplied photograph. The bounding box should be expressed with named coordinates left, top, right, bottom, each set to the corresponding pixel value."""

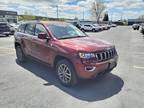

left=56, top=59, right=78, bottom=87
left=16, top=46, right=26, bottom=62
left=137, top=27, right=139, bottom=30
left=92, top=29, right=96, bottom=32
left=142, top=30, right=144, bottom=34
left=81, top=29, right=85, bottom=32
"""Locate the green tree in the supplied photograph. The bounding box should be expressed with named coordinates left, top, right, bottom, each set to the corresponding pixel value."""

left=103, top=13, right=109, bottom=21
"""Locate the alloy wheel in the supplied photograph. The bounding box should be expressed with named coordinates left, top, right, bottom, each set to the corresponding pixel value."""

left=57, top=64, right=72, bottom=84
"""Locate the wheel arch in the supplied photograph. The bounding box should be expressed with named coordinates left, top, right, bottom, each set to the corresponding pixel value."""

left=53, top=55, right=74, bottom=69
left=15, top=42, right=21, bottom=48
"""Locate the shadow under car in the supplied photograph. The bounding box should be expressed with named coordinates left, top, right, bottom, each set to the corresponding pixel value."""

left=16, top=59, right=124, bottom=102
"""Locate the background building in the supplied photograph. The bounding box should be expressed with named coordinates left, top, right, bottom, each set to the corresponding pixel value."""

left=128, top=19, right=144, bottom=25
left=0, top=10, right=17, bottom=23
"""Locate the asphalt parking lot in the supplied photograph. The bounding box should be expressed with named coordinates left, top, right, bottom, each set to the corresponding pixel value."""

left=0, top=26, right=144, bottom=108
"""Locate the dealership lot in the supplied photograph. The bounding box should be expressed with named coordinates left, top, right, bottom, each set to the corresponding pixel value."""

left=0, top=26, right=144, bottom=108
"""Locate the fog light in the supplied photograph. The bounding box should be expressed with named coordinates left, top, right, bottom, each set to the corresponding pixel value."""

left=85, top=66, right=96, bottom=72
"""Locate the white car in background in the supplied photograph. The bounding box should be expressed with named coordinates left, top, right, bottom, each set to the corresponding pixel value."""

left=80, top=24, right=100, bottom=32
left=9, top=23, right=19, bottom=30
left=104, top=24, right=111, bottom=30
left=132, top=23, right=140, bottom=30
left=110, top=24, right=117, bottom=27
left=93, top=23, right=102, bottom=31
left=140, top=23, right=144, bottom=34
left=99, top=24, right=106, bottom=30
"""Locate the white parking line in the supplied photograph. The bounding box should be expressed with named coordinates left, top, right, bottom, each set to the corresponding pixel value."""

left=133, top=52, right=144, bottom=55
left=0, top=52, right=15, bottom=57
left=0, top=47, right=15, bottom=56
left=133, top=65, right=144, bottom=69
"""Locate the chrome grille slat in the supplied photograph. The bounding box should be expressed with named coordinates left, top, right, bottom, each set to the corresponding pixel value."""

left=104, top=52, right=106, bottom=60
left=106, top=51, right=109, bottom=58
left=100, top=53, right=103, bottom=61
left=95, top=48, right=116, bottom=61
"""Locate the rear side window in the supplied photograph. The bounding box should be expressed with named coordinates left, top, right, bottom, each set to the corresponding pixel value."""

left=18, top=24, right=26, bottom=33
left=25, top=24, right=35, bottom=35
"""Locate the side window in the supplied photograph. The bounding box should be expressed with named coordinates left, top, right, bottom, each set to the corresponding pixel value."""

left=25, top=24, right=35, bottom=35
left=18, top=24, right=26, bottom=33
left=35, top=24, right=47, bottom=36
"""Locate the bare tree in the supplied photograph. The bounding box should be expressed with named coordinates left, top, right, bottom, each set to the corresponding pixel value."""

left=90, top=0, right=106, bottom=23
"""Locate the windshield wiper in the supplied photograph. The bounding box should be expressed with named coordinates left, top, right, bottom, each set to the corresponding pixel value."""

left=59, top=37, right=75, bottom=39
left=76, top=35, right=87, bottom=37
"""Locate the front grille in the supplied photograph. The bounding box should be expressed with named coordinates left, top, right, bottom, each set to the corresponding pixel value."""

left=0, top=27, right=10, bottom=32
left=95, top=48, right=116, bottom=61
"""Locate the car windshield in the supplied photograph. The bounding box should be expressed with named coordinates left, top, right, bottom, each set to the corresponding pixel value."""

left=47, top=23, right=87, bottom=39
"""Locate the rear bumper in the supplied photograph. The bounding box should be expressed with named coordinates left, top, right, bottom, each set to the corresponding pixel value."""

left=73, top=55, right=118, bottom=79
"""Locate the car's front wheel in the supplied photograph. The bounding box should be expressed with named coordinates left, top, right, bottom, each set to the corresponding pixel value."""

left=16, top=46, right=26, bottom=62
left=56, top=59, right=78, bottom=87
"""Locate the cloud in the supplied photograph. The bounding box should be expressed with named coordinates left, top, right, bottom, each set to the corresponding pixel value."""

left=0, top=0, right=144, bottom=20
left=106, top=0, right=144, bottom=10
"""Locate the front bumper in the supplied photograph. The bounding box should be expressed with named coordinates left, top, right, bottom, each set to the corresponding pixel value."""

left=73, top=55, right=118, bottom=79
left=0, top=32, right=11, bottom=36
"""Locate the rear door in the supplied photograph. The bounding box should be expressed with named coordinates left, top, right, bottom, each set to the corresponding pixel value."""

left=20, top=23, right=35, bottom=55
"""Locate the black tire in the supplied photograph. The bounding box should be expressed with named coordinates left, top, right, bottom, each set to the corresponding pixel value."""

left=92, top=29, right=96, bottom=32
left=56, top=59, right=78, bottom=87
left=137, top=27, right=139, bottom=30
left=81, top=29, right=85, bottom=32
left=16, top=46, right=26, bottom=62
left=6, top=34, right=9, bottom=37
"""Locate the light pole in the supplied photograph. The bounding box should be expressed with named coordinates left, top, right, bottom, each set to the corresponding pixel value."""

left=56, top=5, right=59, bottom=19
left=121, top=12, right=123, bottom=21
left=111, top=13, right=113, bottom=22
left=82, top=6, right=84, bottom=21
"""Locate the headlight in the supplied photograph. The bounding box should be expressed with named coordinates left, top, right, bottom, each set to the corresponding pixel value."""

left=79, top=53, right=95, bottom=59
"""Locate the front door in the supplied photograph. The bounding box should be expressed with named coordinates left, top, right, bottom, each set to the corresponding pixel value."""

left=31, top=24, right=52, bottom=64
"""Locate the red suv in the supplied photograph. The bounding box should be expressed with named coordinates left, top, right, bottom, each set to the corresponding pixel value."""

left=14, top=21, right=118, bottom=86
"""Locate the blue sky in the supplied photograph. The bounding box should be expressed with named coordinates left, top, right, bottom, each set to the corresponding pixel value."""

left=0, top=0, right=144, bottom=21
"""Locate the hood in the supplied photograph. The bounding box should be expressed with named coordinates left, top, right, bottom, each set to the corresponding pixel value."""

left=59, top=36, right=114, bottom=52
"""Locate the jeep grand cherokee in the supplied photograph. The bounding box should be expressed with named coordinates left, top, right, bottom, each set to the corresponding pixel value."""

left=14, top=21, right=118, bottom=86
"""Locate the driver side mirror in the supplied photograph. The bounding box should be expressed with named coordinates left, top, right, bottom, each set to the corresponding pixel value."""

left=38, top=33, right=50, bottom=40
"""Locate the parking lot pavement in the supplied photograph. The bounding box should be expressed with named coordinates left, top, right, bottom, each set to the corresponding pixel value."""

left=0, top=26, right=144, bottom=108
